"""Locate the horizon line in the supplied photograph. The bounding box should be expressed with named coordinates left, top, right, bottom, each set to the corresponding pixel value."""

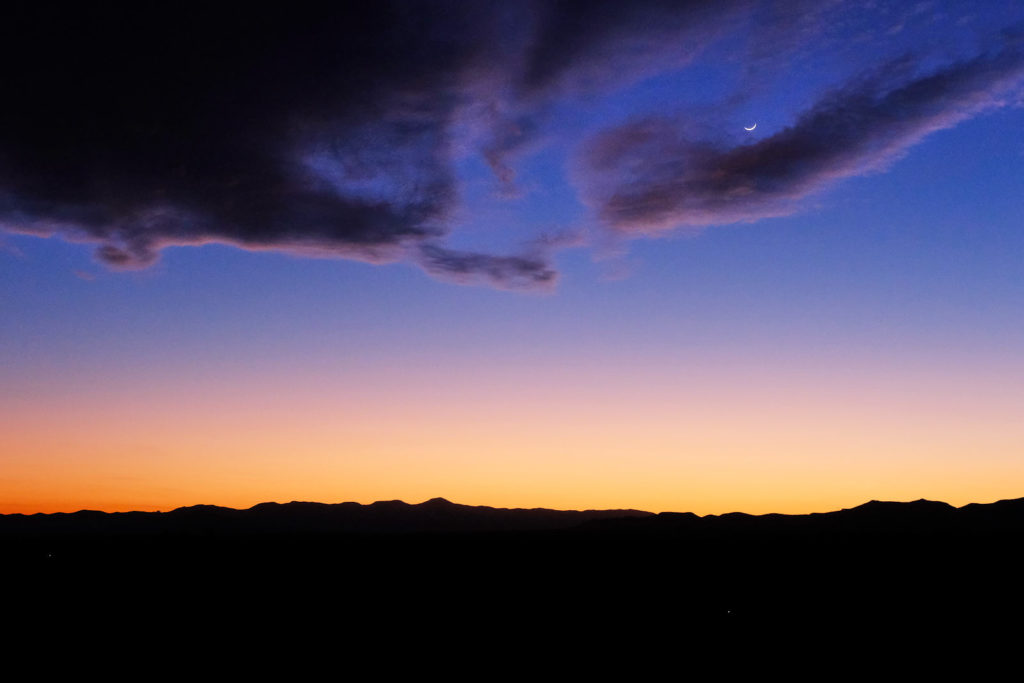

left=4, top=494, right=1022, bottom=519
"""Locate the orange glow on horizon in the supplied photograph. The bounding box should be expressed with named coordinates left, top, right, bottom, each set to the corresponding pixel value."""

left=3, top=351, right=1023, bottom=516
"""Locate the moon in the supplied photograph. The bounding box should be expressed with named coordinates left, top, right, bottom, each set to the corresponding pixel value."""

left=744, top=123, right=757, bottom=131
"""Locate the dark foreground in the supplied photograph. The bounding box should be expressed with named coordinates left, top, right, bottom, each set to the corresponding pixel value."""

left=5, top=497, right=1023, bottom=667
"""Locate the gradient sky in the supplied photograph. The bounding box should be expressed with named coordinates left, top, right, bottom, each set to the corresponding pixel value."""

left=3, top=1, right=1024, bottom=514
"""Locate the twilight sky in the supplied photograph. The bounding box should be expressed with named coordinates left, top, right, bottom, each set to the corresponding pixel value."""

left=3, top=1, right=1024, bottom=514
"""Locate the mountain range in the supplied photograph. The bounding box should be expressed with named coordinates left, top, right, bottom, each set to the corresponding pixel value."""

left=7, top=494, right=1024, bottom=642
left=4, top=495, right=1024, bottom=536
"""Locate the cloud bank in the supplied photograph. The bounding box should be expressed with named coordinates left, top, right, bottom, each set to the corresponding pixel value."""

left=1, top=2, right=1021, bottom=288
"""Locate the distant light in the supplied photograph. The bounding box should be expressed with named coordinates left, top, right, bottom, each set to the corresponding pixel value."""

left=744, top=124, right=757, bottom=131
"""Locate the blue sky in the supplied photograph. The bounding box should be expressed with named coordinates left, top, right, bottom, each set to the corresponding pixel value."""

left=2, top=1, right=1024, bottom=512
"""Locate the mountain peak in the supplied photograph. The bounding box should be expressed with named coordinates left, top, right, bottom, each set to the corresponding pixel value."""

left=421, top=497, right=455, bottom=506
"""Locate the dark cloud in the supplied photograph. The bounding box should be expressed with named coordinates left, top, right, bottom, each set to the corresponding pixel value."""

left=2, top=1, right=774, bottom=289
left=417, top=244, right=557, bottom=290
left=581, top=43, right=1024, bottom=233
left=3, top=1, right=756, bottom=288
left=0, top=3, right=495, bottom=274
left=2, top=3, right=1020, bottom=289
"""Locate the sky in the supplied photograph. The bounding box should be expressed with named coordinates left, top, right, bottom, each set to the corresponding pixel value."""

left=2, top=1, right=1024, bottom=514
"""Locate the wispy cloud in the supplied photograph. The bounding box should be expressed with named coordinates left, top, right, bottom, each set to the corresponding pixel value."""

left=580, top=42, right=1024, bottom=233
left=1, top=3, right=1020, bottom=289
left=417, top=244, right=557, bottom=291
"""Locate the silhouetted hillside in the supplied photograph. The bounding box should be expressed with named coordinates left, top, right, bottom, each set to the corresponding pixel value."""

left=0, top=496, right=652, bottom=536
left=577, top=496, right=1017, bottom=536
left=6, top=495, right=1024, bottom=537
left=5, top=495, right=1024, bottom=648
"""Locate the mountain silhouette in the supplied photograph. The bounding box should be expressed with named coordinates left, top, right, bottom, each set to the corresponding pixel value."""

left=6, top=494, right=1024, bottom=651
left=4, top=495, right=1024, bottom=536
left=0, top=496, right=653, bottom=535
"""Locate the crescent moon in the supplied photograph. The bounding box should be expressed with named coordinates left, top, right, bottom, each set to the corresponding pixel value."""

left=744, top=123, right=757, bottom=131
